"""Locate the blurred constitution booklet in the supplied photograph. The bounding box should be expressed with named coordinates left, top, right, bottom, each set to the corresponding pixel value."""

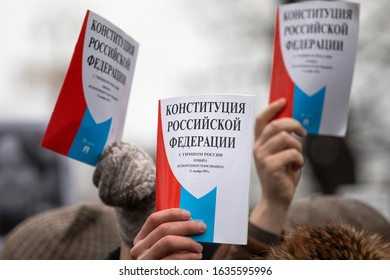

left=156, top=95, right=254, bottom=244
left=269, top=1, right=359, bottom=136
left=41, top=10, right=138, bottom=165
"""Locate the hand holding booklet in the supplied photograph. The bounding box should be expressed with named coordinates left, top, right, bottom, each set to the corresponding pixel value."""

left=156, top=95, right=255, bottom=244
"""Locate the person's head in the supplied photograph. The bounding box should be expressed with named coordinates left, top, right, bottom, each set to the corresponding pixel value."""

left=284, top=195, right=390, bottom=242
left=262, top=195, right=390, bottom=260
left=266, top=223, right=390, bottom=260
left=0, top=202, right=120, bottom=260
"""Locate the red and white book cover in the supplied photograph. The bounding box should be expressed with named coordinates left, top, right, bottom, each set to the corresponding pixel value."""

left=269, top=1, right=359, bottom=136
left=156, top=94, right=254, bottom=244
left=41, top=10, right=138, bottom=165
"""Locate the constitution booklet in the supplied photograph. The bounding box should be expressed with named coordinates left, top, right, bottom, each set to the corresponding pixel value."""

left=41, top=10, right=138, bottom=165
left=156, top=95, right=254, bottom=244
left=269, top=1, right=359, bottom=136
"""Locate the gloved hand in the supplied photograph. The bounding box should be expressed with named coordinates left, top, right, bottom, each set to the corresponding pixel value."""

left=93, top=141, right=156, bottom=247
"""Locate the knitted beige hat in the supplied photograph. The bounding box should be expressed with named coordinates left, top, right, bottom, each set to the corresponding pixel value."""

left=93, top=141, right=156, bottom=247
left=0, top=202, right=120, bottom=260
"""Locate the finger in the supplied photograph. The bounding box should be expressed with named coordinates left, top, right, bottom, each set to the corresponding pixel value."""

left=137, top=220, right=206, bottom=252
left=134, top=208, right=191, bottom=244
left=148, top=236, right=203, bottom=259
left=256, top=131, right=303, bottom=157
left=266, top=149, right=305, bottom=172
left=162, top=252, right=203, bottom=260
left=133, top=236, right=203, bottom=260
left=255, top=99, right=286, bottom=140
left=259, top=118, right=306, bottom=145
left=254, top=136, right=303, bottom=176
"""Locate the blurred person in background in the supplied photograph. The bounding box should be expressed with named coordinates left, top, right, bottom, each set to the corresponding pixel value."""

left=0, top=123, right=71, bottom=247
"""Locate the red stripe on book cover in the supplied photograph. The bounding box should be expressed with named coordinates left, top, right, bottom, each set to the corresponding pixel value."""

left=41, top=11, right=90, bottom=155
left=269, top=8, right=294, bottom=119
left=156, top=101, right=181, bottom=211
